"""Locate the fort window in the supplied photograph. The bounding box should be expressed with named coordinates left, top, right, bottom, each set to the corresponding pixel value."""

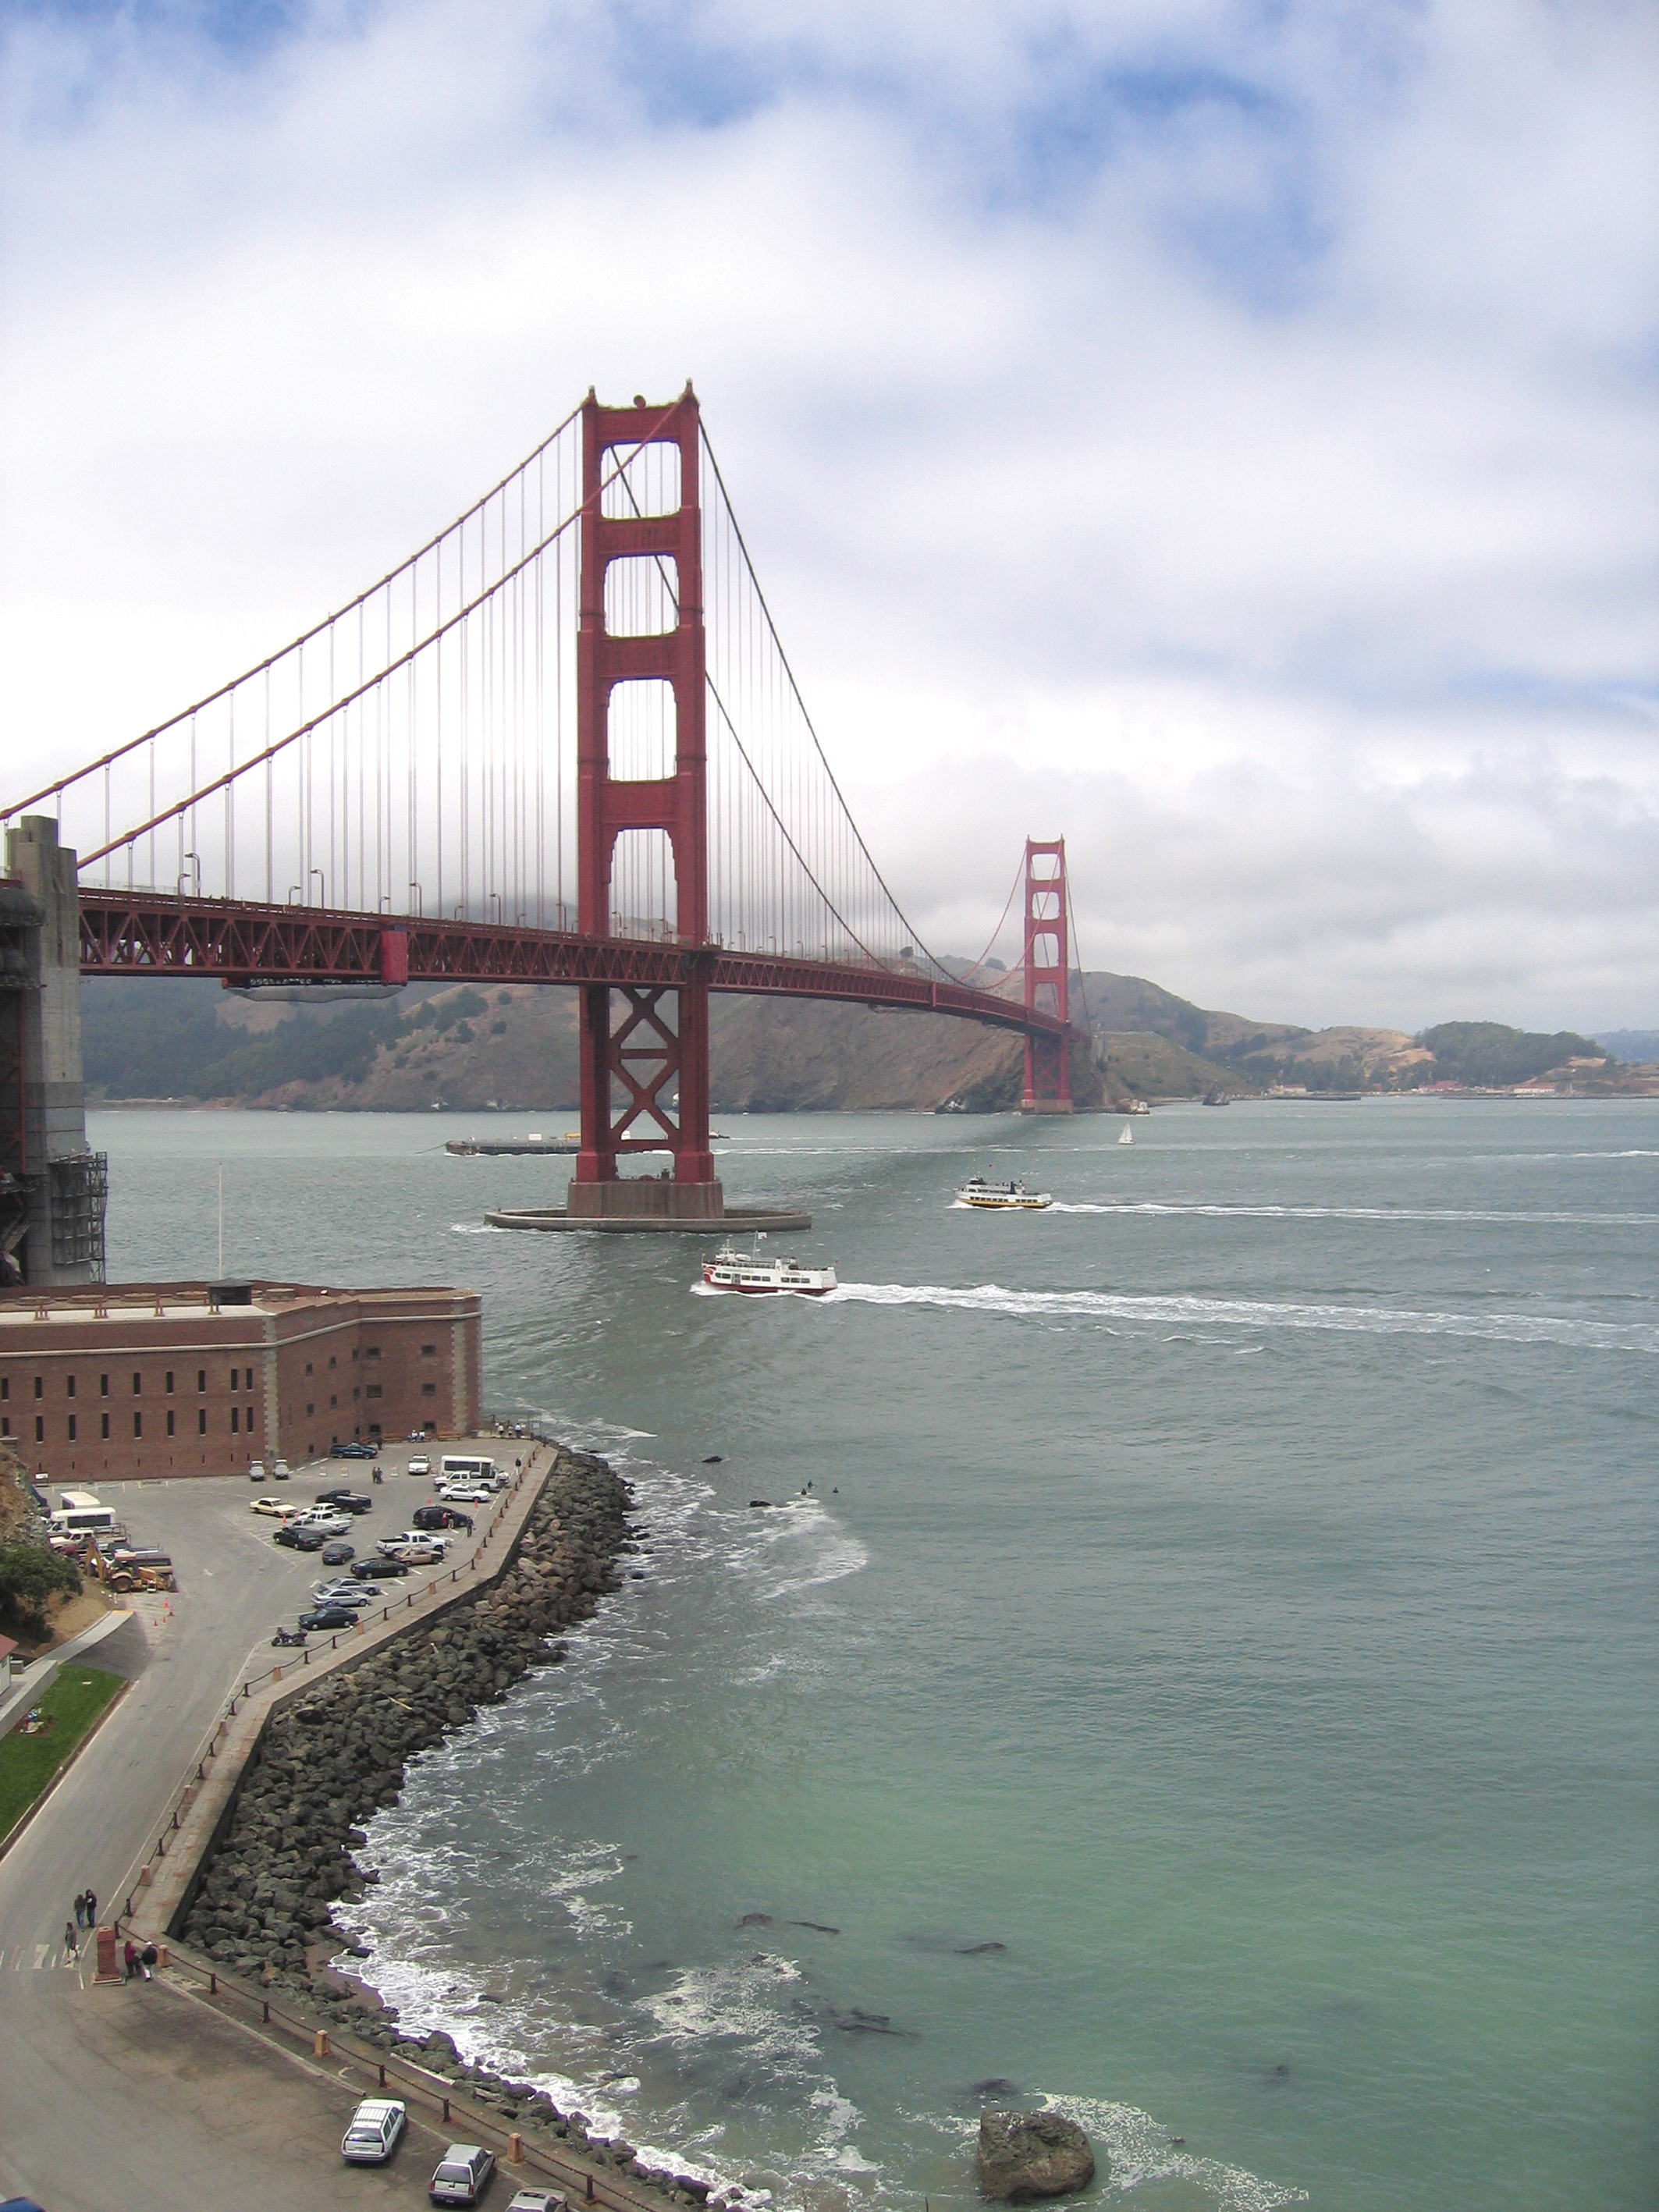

left=102, top=1413, right=110, bottom=1440
left=197, top=1369, right=206, bottom=1393
left=230, top=1368, right=239, bottom=1390
left=366, top=1346, right=380, bottom=1361
left=67, top=1414, right=76, bottom=1441
left=247, top=1403, right=255, bottom=1429
left=197, top=1409, right=206, bottom=1436
left=421, top=1381, right=437, bottom=1397
left=34, top=1376, right=42, bottom=1399
left=306, top=1401, right=314, bottom=1417
left=1, top=1378, right=7, bottom=1401
left=329, top=1394, right=337, bottom=1408
left=1, top=1417, right=9, bottom=1437
left=421, top=1344, right=436, bottom=1358
left=133, top=1411, right=142, bottom=1438
left=36, top=1415, right=44, bottom=1442
left=132, top=1372, right=141, bottom=1394
left=101, top=1373, right=108, bottom=1397
left=66, top=1374, right=76, bottom=1398
left=166, top=1409, right=176, bottom=1436
left=366, top=1383, right=382, bottom=1399
left=329, top=1355, right=337, bottom=1369
left=305, top=1361, right=314, bottom=1376
left=231, top=1407, right=239, bottom=1433
left=165, top=1370, right=174, bottom=1394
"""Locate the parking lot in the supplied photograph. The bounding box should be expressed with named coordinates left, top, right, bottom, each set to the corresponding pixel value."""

left=93, top=1440, right=523, bottom=1658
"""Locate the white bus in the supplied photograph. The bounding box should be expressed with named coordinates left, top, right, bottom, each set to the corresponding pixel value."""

left=49, top=1490, right=116, bottom=1538
left=439, top=1453, right=502, bottom=1489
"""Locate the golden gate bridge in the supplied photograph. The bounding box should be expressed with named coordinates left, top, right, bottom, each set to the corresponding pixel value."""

left=3, top=386, right=1085, bottom=1232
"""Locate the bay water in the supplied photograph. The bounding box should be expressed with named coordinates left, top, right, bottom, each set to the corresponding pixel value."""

left=95, top=1100, right=1659, bottom=2210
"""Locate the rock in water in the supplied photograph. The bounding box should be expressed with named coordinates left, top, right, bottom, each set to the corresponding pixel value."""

left=977, top=2110, right=1096, bottom=2200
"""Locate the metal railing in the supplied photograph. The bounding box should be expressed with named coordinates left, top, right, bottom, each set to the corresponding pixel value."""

left=115, top=1465, right=535, bottom=1924
left=163, top=1940, right=701, bottom=2210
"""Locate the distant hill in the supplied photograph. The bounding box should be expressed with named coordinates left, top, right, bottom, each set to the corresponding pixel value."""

left=1596, top=1028, right=1659, bottom=1067
left=78, top=974, right=1657, bottom=1113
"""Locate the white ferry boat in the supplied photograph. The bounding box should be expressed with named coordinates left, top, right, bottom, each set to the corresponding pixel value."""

left=954, top=1175, right=1053, bottom=1211
left=702, top=1244, right=839, bottom=1296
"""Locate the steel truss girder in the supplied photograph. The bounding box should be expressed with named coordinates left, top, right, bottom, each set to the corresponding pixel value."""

left=77, top=891, right=1086, bottom=1049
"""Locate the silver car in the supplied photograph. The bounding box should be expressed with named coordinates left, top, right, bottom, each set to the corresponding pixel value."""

left=341, top=2096, right=406, bottom=2164
left=430, top=2142, right=496, bottom=2204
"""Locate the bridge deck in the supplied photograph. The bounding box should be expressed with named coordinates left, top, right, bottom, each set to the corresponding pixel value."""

left=76, top=889, right=1085, bottom=1044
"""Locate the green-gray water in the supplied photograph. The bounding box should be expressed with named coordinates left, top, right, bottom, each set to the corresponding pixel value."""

left=96, top=1100, right=1659, bottom=2210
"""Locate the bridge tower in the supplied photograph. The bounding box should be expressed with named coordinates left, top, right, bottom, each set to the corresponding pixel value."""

left=1020, top=837, right=1072, bottom=1113
left=571, top=386, right=723, bottom=1221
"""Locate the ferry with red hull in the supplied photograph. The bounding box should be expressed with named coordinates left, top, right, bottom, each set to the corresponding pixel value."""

left=701, top=1244, right=839, bottom=1296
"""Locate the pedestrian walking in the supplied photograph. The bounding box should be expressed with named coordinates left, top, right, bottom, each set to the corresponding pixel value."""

left=85, top=1887, right=97, bottom=1926
left=73, top=1891, right=86, bottom=1927
left=64, top=1919, right=77, bottom=1954
left=123, top=1939, right=138, bottom=1982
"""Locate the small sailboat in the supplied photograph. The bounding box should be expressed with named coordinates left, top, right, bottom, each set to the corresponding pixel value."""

left=1118, top=1124, right=1133, bottom=1145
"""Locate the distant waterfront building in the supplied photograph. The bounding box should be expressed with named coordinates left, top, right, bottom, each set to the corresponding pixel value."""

left=0, top=1279, right=481, bottom=1482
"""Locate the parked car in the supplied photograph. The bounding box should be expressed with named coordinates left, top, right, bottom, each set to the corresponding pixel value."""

left=313, top=1489, right=375, bottom=1514
left=321, top=1540, right=356, bottom=1565
left=341, top=2096, right=407, bottom=2165
left=390, top=1542, right=444, bottom=1566
left=272, top=1458, right=290, bottom=1480
left=275, top=1525, right=325, bottom=1552
left=414, top=1504, right=473, bottom=1533
left=380, top=1529, right=449, bottom=1557
left=290, top=1511, right=351, bottom=1539
left=438, top=1483, right=492, bottom=1504
left=247, top=1460, right=266, bottom=1483
left=250, top=1497, right=300, bottom=1520
left=298, top=1605, right=359, bottom=1631
left=334, top=1440, right=379, bottom=1461
left=506, top=2193, right=567, bottom=2212
left=430, top=2143, right=496, bottom=2206
left=310, top=1579, right=373, bottom=1604
left=407, top=1453, right=432, bottom=1477
left=352, top=1556, right=409, bottom=1581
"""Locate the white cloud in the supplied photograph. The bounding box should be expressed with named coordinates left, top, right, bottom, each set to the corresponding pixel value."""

left=1, top=0, right=1654, bottom=1028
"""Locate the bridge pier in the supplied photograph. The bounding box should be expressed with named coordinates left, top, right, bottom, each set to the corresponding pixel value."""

left=1019, top=837, right=1074, bottom=1114
left=571, top=385, right=737, bottom=1224
left=2, top=816, right=107, bottom=1285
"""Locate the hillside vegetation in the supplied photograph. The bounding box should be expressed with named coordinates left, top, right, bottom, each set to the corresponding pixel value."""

left=79, top=974, right=1649, bottom=1113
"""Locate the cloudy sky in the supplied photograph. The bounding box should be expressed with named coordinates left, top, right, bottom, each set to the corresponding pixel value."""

left=2, top=0, right=1655, bottom=1031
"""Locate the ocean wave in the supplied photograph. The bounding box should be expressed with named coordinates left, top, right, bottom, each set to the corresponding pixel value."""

left=450, top=1220, right=509, bottom=1233
left=822, top=1280, right=1657, bottom=1351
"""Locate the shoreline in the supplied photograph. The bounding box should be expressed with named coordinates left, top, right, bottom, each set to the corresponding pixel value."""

left=175, top=1441, right=740, bottom=2204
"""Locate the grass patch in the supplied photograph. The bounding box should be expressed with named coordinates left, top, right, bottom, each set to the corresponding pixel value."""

left=0, top=1666, right=124, bottom=1839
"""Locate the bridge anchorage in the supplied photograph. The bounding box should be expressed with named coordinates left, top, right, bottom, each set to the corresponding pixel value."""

left=2, top=383, right=1090, bottom=1273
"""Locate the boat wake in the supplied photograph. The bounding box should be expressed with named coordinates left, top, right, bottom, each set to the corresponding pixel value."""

left=822, top=1280, right=1657, bottom=1352
left=1046, top=1201, right=1659, bottom=1226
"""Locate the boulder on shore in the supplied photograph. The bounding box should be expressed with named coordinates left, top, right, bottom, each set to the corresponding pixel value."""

left=977, top=2110, right=1096, bottom=2201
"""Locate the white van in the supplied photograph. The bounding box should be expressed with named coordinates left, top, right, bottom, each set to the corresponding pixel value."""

left=50, top=1491, right=116, bottom=1539
left=439, top=1454, right=502, bottom=1489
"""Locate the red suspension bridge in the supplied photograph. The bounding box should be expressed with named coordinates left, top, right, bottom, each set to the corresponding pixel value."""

left=4, top=386, right=1085, bottom=1228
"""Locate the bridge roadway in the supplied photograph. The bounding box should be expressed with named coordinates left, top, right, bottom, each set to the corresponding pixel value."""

left=76, top=887, right=1089, bottom=1046
left=0, top=1447, right=605, bottom=2210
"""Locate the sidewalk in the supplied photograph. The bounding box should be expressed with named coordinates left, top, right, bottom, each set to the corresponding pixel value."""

left=0, top=1605, right=140, bottom=1738
left=125, top=1451, right=553, bottom=1941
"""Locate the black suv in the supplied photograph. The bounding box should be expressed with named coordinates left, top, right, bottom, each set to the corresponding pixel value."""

left=275, top=1525, right=325, bottom=1551
left=314, top=1489, right=375, bottom=1514
left=413, top=1504, right=473, bottom=1533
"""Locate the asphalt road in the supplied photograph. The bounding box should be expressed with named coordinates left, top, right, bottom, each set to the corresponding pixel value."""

left=0, top=1447, right=517, bottom=2210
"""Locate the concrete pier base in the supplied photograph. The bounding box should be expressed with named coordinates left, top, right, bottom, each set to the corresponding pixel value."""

left=485, top=1204, right=812, bottom=1234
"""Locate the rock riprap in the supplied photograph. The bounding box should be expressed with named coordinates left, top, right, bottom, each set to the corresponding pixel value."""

left=181, top=1445, right=632, bottom=2005
left=977, top=2110, right=1098, bottom=2200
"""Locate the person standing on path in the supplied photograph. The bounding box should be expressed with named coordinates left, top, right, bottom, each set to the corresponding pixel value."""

left=73, top=1892, right=86, bottom=1927
left=84, top=1887, right=97, bottom=1926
